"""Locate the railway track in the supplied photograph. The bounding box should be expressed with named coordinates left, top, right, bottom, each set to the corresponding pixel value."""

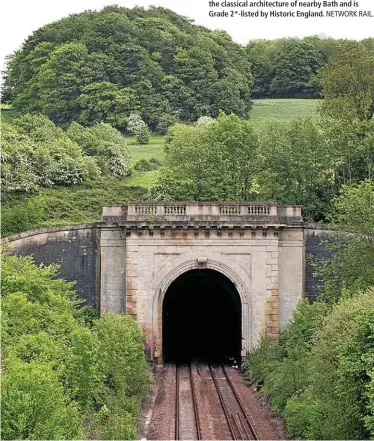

left=174, top=363, right=258, bottom=440
left=209, top=364, right=259, bottom=440
left=175, top=364, right=201, bottom=440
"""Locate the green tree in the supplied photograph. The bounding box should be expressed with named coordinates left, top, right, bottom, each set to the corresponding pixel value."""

left=258, top=118, right=335, bottom=220
left=34, top=42, right=93, bottom=125
left=135, top=122, right=150, bottom=144
left=318, top=41, right=374, bottom=122
left=316, top=180, right=374, bottom=301
left=67, top=122, right=132, bottom=178
left=270, top=39, right=324, bottom=97
left=149, top=112, right=259, bottom=201
left=78, top=82, right=139, bottom=128
left=2, top=358, right=83, bottom=440
left=4, top=6, right=253, bottom=126
left=1, top=253, right=151, bottom=440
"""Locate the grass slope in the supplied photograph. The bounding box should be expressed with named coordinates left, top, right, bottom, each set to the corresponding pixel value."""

left=2, top=99, right=320, bottom=235
left=251, top=98, right=321, bottom=123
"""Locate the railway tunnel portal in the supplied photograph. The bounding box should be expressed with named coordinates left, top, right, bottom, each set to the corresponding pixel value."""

left=100, top=202, right=304, bottom=363
left=162, top=268, right=242, bottom=363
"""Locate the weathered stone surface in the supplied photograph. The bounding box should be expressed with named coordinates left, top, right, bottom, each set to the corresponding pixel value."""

left=3, top=204, right=330, bottom=362
left=100, top=202, right=304, bottom=359
left=3, top=224, right=100, bottom=308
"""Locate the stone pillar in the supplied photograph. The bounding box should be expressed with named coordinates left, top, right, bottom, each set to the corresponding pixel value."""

left=265, top=234, right=280, bottom=337
left=278, top=229, right=304, bottom=329
left=100, top=228, right=126, bottom=314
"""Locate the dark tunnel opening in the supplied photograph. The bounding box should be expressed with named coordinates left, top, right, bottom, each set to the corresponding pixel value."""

left=162, top=269, right=242, bottom=364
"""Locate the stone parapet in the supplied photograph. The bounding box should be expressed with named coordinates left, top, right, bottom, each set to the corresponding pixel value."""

left=101, top=202, right=303, bottom=226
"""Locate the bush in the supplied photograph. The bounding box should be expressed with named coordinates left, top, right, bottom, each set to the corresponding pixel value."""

left=126, top=114, right=145, bottom=135
left=2, top=358, right=83, bottom=440
left=243, top=289, right=374, bottom=439
left=134, top=158, right=162, bottom=172
left=135, top=122, right=150, bottom=144
left=67, top=122, right=132, bottom=178
left=1, top=197, right=45, bottom=236
left=242, top=333, right=281, bottom=384
left=157, top=114, right=179, bottom=135
left=1, top=254, right=151, bottom=440
left=195, top=116, right=215, bottom=126
left=1, top=115, right=114, bottom=194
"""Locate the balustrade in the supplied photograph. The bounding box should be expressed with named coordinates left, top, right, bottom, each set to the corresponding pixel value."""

left=219, top=205, right=242, bottom=215
left=134, top=205, right=158, bottom=215
left=163, top=205, right=186, bottom=215
left=248, top=205, right=270, bottom=215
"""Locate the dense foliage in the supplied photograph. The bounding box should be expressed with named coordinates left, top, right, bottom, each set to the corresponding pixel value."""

left=244, top=289, right=374, bottom=440
left=318, top=40, right=374, bottom=122
left=243, top=181, right=374, bottom=439
left=1, top=114, right=132, bottom=194
left=1, top=254, right=151, bottom=440
left=149, top=112, right=259, bottom=201
left=149, top=108, right=373, bottom=222
left=312, top=180, right=374, bottom=301
left=247, top=36, right=374, bottom=98
left=2, top=6, right=253, bottom=128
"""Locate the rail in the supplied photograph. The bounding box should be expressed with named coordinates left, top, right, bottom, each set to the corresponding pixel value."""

left=209, top=364, right=259, bottom=440
left=175, top=364, right=201, bottom=440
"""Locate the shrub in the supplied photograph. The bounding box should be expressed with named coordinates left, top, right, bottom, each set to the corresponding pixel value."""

left=1, top=115, right=101, bottom=194
left=126, top=114, right=144, bottom=135
left=242, top=333, right=281, bottom=384
left=1, top=254, right=151, bottom=440
left=67, top=122, right=132, bottom=177
left=134, top=158, right=162, bottom=172
left=2, top=357, right=83, bottom=440
left=1, top=197, right=45, bottom=236
left=243, top=289, right=374, bottom=439
left=157, top=114, right=179, bottom=135
left=135, top=122, right=150, bottom=144
left=195, top=115, right=215, bottom=126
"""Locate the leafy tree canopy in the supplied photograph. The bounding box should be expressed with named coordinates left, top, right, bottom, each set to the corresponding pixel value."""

left=318, top=40, right=374, bottom=122
left=247, top=36, right=374, bottom=99
left=148, top=112, right=259, bottom=201
left=3, top=6, right=253, bottom=127
left=1, top=114, right=132, bottom=194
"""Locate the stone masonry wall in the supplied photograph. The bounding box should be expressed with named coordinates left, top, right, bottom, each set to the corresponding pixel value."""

left=3, top=225, right=100, bottom=308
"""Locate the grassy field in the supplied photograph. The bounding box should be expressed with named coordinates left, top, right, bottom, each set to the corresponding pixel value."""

left=127, top=134, right=165, bottom=162
left=251, top=98, right=321, bottom=122
left=2, top=99, right=321, bottom=234
left=125, top=99, right=321, bottom=185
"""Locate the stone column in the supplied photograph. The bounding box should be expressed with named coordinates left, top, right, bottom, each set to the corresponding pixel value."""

left=265, top=231, right=280, bottom=337
left=278, top=228, right=304, bottom=329
left=100, top=228, right=126, bottom=314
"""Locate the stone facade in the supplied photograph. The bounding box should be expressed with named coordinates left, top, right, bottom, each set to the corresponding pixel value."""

left=4, top=203, right=325, bottom=363
left=100, top=202, right=304, bottom=360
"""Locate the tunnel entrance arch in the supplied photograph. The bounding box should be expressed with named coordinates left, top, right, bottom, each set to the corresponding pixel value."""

left=162, top=269, right=242, bottom=363
left=152, top=256, right=251, bottom=363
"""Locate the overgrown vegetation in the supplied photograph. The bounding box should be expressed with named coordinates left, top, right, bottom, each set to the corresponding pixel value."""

left=1, top=254, right=151, bottom=440
left=243, top=181, right=374, bottom=439
left=2, top=6, right=253, bottom=128
left=247, top=36, right=374, bottom=99
left=1, top=114, right=132, bottom=194
left=1, top=99, right=322, bottom=237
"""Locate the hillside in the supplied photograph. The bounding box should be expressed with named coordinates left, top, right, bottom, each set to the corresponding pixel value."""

left=2, top=6, right=252, bottom=129
left=1, top=99, right=320, bottom=236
